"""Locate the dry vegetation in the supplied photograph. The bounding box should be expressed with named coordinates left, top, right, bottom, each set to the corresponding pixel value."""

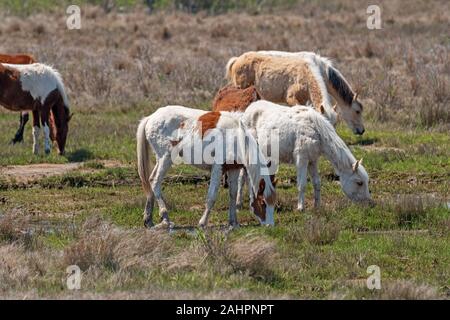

left=0, top=0, right=449, bottom=299
left=0, top=0, right=448, bottom=129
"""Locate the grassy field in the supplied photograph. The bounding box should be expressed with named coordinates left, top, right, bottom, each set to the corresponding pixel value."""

left=0, top=1, right=449, bottom=299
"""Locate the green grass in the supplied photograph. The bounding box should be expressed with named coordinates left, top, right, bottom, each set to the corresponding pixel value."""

left=0, top=0, right=297, bottom=16
left=0, top=105, right=449, bottom=299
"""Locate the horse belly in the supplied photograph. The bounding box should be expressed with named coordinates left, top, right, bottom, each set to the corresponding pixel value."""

left=1, top=90, right=39, bottom=112
left=255, top=71, right=290, bottom=104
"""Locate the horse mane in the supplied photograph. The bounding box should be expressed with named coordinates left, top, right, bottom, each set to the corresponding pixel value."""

left=49, top=65, right=70, bottom=110
left=236, top=117, right=275, bottom=201
left=305, top=60, right=335, bottom=120
left=325, top=63, right=354, bottom=105
left=306, top=109, right=356, bottom=172
left=298, top=52, right=355, bottom=106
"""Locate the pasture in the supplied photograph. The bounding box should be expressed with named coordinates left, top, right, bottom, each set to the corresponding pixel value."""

left=0, top=0, right=449, bottom=299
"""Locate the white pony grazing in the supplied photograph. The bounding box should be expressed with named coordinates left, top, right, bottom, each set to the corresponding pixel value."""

left=240, top=100, right=373, bottom=211
left=136, top=105, right=276, bottom=228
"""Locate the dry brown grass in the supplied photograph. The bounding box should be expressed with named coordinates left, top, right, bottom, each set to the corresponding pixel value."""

left=63, top=217, right=174, bottom=271
left=197, top=229, right=279, bottom=279
left=332, top=279, right=443, bottom=300
left=284, top=215, right=341, bottom=246
left=0, top=210, right=283, bottom=297
left=0, top=1, right=447, bottom=131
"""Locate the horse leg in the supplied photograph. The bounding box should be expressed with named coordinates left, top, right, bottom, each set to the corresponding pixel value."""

left=32, top=110, right=40, bottom=155
left=11, top=112, right=29, bottom=144
left=143, top=164, right=159, bottom=228
left=227, top=169, right=240, bottom=228
left=236, top=168, right=247, bottom=210
left=308, top=161, right=321, bottom=209
left=40, top=106, right=52, bottom=154
left=198, top=164, right=222, bottom=228
left=150, top=155, right=172, bottom=226
left=222, top=172, right=229, bottom=188
left=296, top=154, right=309, bottom=211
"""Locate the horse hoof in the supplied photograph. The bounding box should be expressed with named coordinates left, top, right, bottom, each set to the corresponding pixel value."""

left=198, top=222, right=207, bottom=229
left=228, top=223, right=240, bottom=231
left=45, top=149, right=51, bottom=155
left=144, top=221, right=154, bottom=229
left=155, top=220, right=172, bottom=229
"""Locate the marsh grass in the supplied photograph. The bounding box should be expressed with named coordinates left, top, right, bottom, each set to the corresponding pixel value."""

left=0, top=0, right=449, bottom=299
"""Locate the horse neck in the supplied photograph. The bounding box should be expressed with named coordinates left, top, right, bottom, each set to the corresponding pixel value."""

left=313, top=113, right=355, bottom=174
left=305, top=61, right=332, bottom=110
left=304, top=61, right=337, bottom=125
left=325, top=65, right=355, bottom=107
left=240, top=121, right=271, bottom=196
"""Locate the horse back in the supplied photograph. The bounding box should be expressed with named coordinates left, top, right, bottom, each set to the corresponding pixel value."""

left=212, top=85, right=260, bottom=112
left=0, top=54, right=36, bottom=64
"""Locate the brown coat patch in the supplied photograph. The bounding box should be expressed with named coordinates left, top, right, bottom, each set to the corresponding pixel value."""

left=0, top=54, right=36, bottom=64
left=197, top=111, right=221, bottom=137
left=0, top=64, right=41, bottom=111
left=251, top=176, right=277, bottom=221
left=212, top=85, right=260, bottom=112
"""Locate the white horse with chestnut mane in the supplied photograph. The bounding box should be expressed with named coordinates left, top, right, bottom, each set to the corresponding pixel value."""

left=238, top=100, right=373, bottom=211
left=136, top=105, right=276, bottom=228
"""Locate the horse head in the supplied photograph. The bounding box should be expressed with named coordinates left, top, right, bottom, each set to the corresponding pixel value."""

left=251, top=175, right=277, bottom=226
left=339, top=158, right=374, bottom=204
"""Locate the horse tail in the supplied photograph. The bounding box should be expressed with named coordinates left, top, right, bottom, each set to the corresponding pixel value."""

left=136, top=117, right=153, bottom=196
left=225, top=56, right=238, bottom=82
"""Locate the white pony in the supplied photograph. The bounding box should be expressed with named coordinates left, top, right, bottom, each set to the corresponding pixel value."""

left=239, top=100, right=373, bottom=211
left=136, top=105, right=276, bottom=228
left=257, top=51, right=365, bottom=135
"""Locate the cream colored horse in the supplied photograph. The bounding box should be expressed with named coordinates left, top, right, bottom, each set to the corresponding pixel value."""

left=226, top=51, right=338, bottom=127
left=257, top=51, right=365, bottom=135
left=227, top=51, right=365, bottom=135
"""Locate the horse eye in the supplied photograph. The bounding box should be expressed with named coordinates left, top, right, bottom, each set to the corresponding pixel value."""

left=356, top=110, right=361, bottom=114
left=356, top=181, right=363, bottom=186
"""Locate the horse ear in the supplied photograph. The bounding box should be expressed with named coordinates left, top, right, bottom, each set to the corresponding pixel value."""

left=333, top=103, right=338, bottom=112
left=68, top=113, right=74, bottom=122
left=352, top=158, right=363, bottom=172
left=319, top=104, right=325, bottom=114
left=353, top=92, right=359, bottom=101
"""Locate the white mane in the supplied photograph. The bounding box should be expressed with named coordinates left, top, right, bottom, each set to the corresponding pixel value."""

left=3, top=63, right=69, bottom=109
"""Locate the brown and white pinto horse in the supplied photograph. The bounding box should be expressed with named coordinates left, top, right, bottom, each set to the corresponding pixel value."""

left=0, top=62, right=71, bottom=155
left=137, top=105, right=276, bottom=228
left=0, top=54, right=38, bottom=144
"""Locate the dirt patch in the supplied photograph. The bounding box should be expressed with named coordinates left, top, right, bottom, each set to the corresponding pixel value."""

left=0, top=160, right=123, bottom=183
